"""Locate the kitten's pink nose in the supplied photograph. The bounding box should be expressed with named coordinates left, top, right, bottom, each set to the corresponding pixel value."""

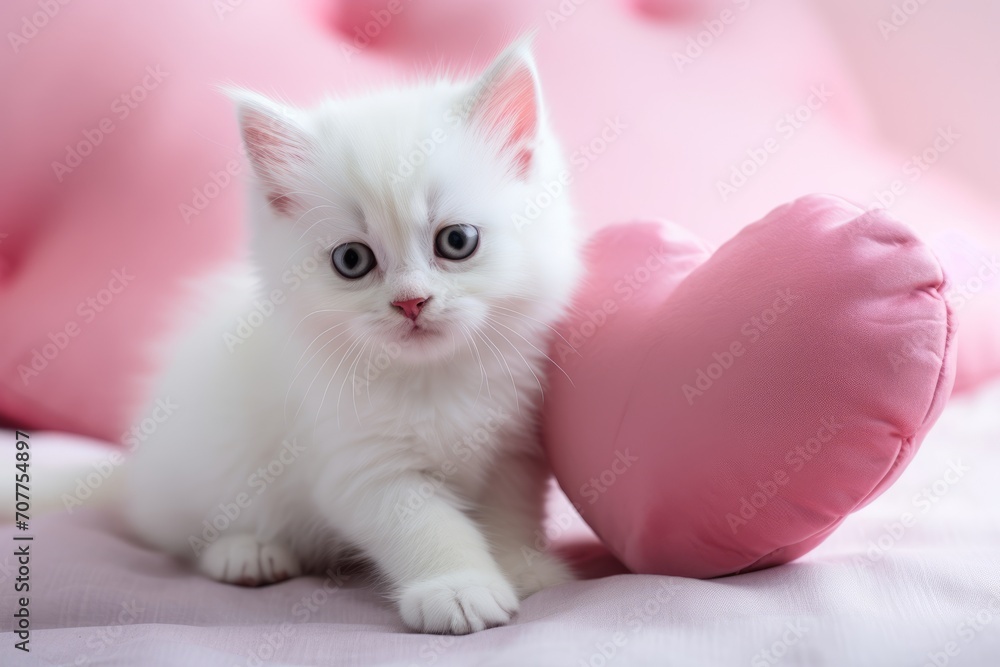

left=391, top=297, right=429, bottom=321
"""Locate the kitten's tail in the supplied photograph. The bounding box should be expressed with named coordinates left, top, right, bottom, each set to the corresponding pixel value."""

left=2, top=430, right=126, bottom=524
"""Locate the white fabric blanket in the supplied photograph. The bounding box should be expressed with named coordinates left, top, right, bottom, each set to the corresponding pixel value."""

left=1, top=380, right=999, bottom=666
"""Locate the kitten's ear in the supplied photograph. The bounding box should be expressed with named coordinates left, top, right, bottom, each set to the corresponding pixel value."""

left=465, top=36, right=541, bottom=178
left=226, top=88, right=312, bottom=216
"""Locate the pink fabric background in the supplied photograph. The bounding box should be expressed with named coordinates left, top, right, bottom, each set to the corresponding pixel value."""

left=2, top=0, right=998, bottom=441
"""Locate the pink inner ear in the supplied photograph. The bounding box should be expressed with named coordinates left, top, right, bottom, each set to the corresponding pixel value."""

left=241, top=115, right=308, bottom=215
left=472, top=65, right=538, bottom=174
left=243, top=125, right=288, bottom=167
left=266, top=193, right=295, bottom=215
left=243, top=120, right=306, bottom=171
left=491, top=67, right=537, bottom=146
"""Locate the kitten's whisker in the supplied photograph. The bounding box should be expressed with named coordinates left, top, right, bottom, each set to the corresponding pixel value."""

left=281, top=168, right=342, bottom=205
left=291, top=334, right=357, bottom=423
left=340, top=334, right=372, bottom=425
left=460, top=325, right=488, bottom=406
left=288, top=191, right=344, bottom=212
left=485, top=316, right=576, bottom=388
left=292, top=199, right=355, bottom=240
left=280, top=174, right=354, bottom=237
left=292, top=213, right=341, bottom=242
left=284, top=327, right=353, bottom=417
left=288, top=346, right=336, bottom=426
left=281, top=168, right=346, bottom=209
left=275, top=197, right=347, bottom=238
left=499, top=292, right=587, bottom=319
left=276, top=234, right=343, bottom=274
left=473, top=327, right=519, bottom=416
left=364, top=339, right=377, bottom=408
left=490, top=305, right=580, bottom=354
left=289, top=169, right=347, bottom=206
left=447, top=329, right=459, bottom=364
left=287, top=321, right=350, bottom=368
left=482, top=320, right=544, bottom=400
left=317, top=332, right=369, bottom=430
left=192, top=128, right=240, bottom=153
left=281, top=310, right=357, bottom=354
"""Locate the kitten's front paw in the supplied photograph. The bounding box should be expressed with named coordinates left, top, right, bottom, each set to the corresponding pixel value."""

left=198, top=534, right=301, bottom=586
left=398, top=570, right=519, bottom=634
left=498, top=550, right=575, bottom=598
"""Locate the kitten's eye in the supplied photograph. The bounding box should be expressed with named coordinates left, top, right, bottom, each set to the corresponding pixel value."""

left=331, top=242, right=376, bottom=279
left=435, top=224, right=479, bottom=261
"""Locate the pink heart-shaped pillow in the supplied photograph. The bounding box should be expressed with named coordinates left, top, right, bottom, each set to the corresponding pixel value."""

left=544, top=194, right=956, bottom=578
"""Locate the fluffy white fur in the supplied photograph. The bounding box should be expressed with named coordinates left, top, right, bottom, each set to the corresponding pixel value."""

left=122, top=39, right=582, bottom=634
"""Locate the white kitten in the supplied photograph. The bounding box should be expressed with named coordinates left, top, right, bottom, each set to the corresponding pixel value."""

left=122, top=39, right=582, bottom=634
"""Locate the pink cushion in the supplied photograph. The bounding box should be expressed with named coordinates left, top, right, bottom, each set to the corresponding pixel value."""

left=1, top=0, right=995, bottom=442
left=544, top=195, right=956, bottom=577
left=0, top=0, right=400, bottom=439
